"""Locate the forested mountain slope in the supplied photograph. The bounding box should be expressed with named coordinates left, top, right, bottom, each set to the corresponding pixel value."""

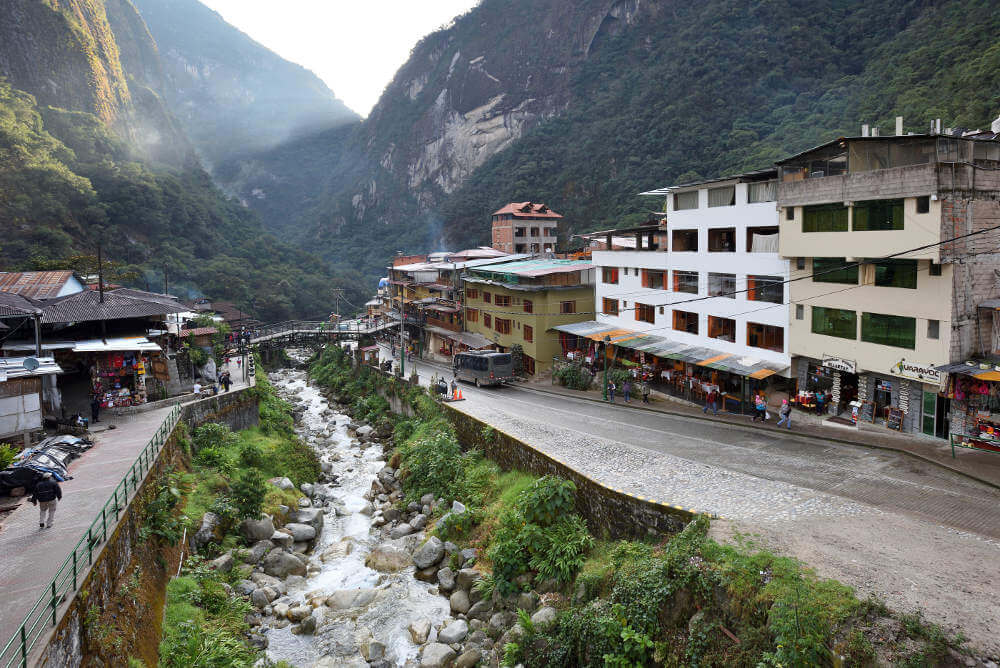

left=220, top=0, right=1000, bottom=279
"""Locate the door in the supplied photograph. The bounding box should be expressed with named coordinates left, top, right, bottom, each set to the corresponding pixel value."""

left=922, top=391, right=936, bottom=436
left=935, top=395, right=950, bottom=439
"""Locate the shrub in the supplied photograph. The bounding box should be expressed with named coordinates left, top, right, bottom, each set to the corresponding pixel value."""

left=192, top=423, right=238, bottom=454
left=518, top=476, right=577, bottom=526
left=192, top=446, right=234, bottom=475
left=554, top=364, right=593, bottom=391
left=0, top=443, right=18, bottom=469
left=529, top=515, right=593, bottom=583
left=238, top=441, right=264, bottom=468
left=396, top=424, right=463, bottom=502
left=140, top=480, right=183, bottom=544
left=436, top=507, right=484, bottom=543
left=230, top=469, right=267, bottom=520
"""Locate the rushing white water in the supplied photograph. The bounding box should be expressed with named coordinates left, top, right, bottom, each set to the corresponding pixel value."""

left=264, top=360, right=449, bottom=667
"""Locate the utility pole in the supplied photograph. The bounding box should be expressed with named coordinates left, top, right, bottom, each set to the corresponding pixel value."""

left=399, top=301, right=405, bottom=377
left=97, top=240, right=105, bottom=303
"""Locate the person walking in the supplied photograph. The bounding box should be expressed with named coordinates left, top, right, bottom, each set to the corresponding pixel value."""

left=703, top=388, right=719, bottom=416
left=815, top=391, right=825, bottom=416
left=90, top=394, right=101, bottom=424
left=222, top=371, right=232, bottom=392
left=608, top=381, right=617, bottom=403
left=31, top=473, right=62, bottom=529
left=776, top=399, right=792, bottom=429
left=752, top=392, right=767, bottom=422
left=623, top=380, right=632, bottom=403
left=641, top=381, right=651, bottom=404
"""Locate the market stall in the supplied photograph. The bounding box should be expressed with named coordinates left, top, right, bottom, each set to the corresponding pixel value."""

left=937, top=361, right=1000, bottom=457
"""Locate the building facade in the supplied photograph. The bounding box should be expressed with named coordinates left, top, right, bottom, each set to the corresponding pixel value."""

left=463, top=259, right=594, bottom=375
left=491, top=202, right=561, bottom=254
left=777, top=130, right=1000, bottom=437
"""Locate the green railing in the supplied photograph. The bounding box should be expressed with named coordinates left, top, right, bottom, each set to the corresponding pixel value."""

left=0, top=403, right=182, bottom=667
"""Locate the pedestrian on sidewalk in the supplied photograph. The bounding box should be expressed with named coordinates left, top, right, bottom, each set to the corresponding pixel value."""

left=641, top=381, right=650, bottom=404
left=623, top=380, right=632, bottom=403
left=31, top=472, right=62, bottom=529
left=222, top=371, right=232, bottom=392
left=777, top=399, right=792, bottom=429
left=703, top=388, right=719, bottom=415
left=608, top=381, right=616, bottom=403
left=90, top=394, right=101, bottom=424
left=752, top=392, right=767, bottom=422
left=815, top=391, right=825, bottom=416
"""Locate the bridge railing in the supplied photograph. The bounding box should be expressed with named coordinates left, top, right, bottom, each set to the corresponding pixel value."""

left=0, top=404, right=182, bottom=668
left=251, top=321, right=332, bottom=339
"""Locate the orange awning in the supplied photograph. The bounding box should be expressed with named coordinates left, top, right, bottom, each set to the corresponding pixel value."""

left=697, top=353, right=733, bottom=367
left=749, top=369, right=778, bottom=380
left=973, top=371, right=1000, bottom=381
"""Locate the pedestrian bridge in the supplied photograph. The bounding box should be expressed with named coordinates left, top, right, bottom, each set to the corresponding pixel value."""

left=248, top=318, right=394, bottom=346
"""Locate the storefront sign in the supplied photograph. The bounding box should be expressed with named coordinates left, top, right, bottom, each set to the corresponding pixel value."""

left=888, top=358, right=942, bottom=384
left=822, top=356, right=856, bottom=374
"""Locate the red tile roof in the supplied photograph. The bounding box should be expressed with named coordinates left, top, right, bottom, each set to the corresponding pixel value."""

left=0, top=271, right=77, bottom=300
left=492, top=202, right=563, bottom=219
left=179, top=327, right=218, bottom=337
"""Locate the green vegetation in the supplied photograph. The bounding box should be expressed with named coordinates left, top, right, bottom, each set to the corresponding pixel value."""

left=0, top=443, right=18, bottom=470
left=553, top=363, right=593, bottom=391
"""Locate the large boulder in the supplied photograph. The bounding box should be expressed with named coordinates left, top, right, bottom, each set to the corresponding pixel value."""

left=250, top=587, right=277, bottom=609
left=412, top=537, right=445, bottom=570
left=356, top=425, right=374, bottom=438
left=408, top=618, right=431, bottom=644
left=450, top=589, right=471, bottom=615
left=437, top=567, right=456, bottom=593
left=239, top=516, right=275, bottom=543
left=193, top=512, right=222, bottom=549
left=456, top=569, right=481, bottom=592
left=365, top=545, right=413, bottom=572
left=531, top=606, right=558, bottom=626
left=241, top=539, right=274, bottom=564
left=269, top=476, right=295, bottom=490
left=455, top=649, right=482, bottom=668
left=288, top=507, right=325, bottom=533
left=438, top=619, right=469, bottom=644
left=284, top=523, right=317, bottom=542
left=271, top=531, right=294, bottom=549
left=389, top=523, right=414, bottom=539
left=209, top=552, right=234, bottom=573
left=420, top=643, right=457, bottom=668
left=262, top=550, right=307, bottom=578
left=467, top=600, right=492, bottom=621
left=326, top=588, right=378, bottom=610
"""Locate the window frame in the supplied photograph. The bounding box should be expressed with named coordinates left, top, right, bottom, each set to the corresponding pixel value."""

left=747, top=275, right=783, bottom=303
left=494, top=294, right=511, bottom=307
left=602, top=298, right=619, bottom=316
left=635, top=303, right=655, bottom=324
left=853, top=199, right=904, bottom=232
left=642, top=269, right=666, bottom=289
left=673, top=191, right=699, bottom=211
left=707, top=185, right=736, bottom=207
left=673, top=310, right=699, bottom=335
left=523, top=299, right=533, bottom=313
left=873, top=259, right=918, bottom=289
left=495, top=317, right=512, bottom=335
left=483, top=291, right=492, bottom=303
left=708, top=273, right=736, bottom=298
left=673, top=270, right=699, bottom=294
left=708, top=315, right=736, bottom=342
left=483, top=313, right=492, bottom=328
left=812, top=258, right=858, bottom=285
left=803, top=204, right=849, bottom=232
left=560, top=300, right=577, bottom=314
left=747, top=322, right=784, bottom=352
left=811, top=306, right=857, bottom=340
left=861, top=312, right=916, bottom=349
left=465, top=308, right=479, bottom=323
left=601, top=267, right=620, bottom=284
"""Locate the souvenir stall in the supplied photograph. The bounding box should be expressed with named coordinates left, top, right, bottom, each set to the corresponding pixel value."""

left=940, top=362, right=1000, bottom=456
left=90, top=350, right=150, bottom=409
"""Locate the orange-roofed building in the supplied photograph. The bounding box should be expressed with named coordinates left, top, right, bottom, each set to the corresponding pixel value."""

left=491, top=202, right=561, bottom=255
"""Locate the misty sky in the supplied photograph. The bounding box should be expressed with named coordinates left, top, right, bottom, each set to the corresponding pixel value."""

left=199, top=0, right=480, bottom=117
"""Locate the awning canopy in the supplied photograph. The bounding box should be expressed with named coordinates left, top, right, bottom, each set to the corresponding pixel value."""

left=72, top=337, right=162, bottom=352
left=360, top=345, right=379, bottom=352
left=0, top=356, right=64, bottom=379
left=550, top=321, right=788, bottom=378
left=444, top=331, right=494, bottom=350
left=3, top=341, right=76, bottom=352
left=935, top=360, right=1000, bottom=381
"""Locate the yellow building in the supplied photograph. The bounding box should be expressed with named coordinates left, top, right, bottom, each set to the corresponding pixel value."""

left=462, top=259, right=595, bottom=375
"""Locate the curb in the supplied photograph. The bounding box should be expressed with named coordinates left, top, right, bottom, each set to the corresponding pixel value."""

left=513, top=384, right=1000, bottom=493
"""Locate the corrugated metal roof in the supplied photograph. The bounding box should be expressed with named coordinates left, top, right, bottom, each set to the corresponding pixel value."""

left=0, top=271, right=77, bottom=299
left=0, top=292, right=41, bottom=318
left=0, top=356, right=63, bottom=379
left=40, top=289, right=187, bottom=324
left=470, top=258, right=592, bottom=277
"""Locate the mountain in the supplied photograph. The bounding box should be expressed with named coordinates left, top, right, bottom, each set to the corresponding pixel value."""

left=0, top=0, right=367, bottom=320
left=217, top=0, right=1000, bottom=280
left=130, top=0, right=358, bottom=169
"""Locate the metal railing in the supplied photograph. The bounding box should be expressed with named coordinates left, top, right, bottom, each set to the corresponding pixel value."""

left=0, top=403, right=182, bottom=667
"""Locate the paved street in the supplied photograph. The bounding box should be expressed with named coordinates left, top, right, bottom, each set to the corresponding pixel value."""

left=376, top=345, right=1000, bottom=653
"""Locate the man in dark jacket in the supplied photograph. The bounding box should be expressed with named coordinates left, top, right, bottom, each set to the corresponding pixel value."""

left=30, top=473, right=62, bottom=529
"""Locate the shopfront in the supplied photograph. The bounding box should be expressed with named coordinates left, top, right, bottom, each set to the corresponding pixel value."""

left=937, top=361, right=1000, bottom=452
left=793, top=356, right=859, bottom=416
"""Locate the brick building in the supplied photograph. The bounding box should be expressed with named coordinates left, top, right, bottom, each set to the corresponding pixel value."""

left=490, top=202, right=561, bottom=254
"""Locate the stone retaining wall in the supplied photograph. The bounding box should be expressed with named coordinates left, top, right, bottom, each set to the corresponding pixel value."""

left=40, top=388, right=260, bottom=666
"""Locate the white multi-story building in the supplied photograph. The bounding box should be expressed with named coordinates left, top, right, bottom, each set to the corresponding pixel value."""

left=572, top=169, right=790, bottom=410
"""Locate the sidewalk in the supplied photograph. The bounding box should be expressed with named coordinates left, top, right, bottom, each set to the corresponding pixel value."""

left=519, top=378, right=1000, bottom=490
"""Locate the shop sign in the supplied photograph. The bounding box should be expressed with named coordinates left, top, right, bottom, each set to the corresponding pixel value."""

left=822, top=356, right=856, bottom=374
left=888, top=358, right=941, bottom=384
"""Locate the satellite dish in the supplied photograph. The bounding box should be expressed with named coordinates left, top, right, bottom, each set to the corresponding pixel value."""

left=23, top=357, right=40, bottom=371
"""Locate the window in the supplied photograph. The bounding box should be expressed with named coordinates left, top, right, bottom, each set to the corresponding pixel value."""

left=495, top=318, right=512, bottom=335
left=917, top=196, right=930, bottom=214
left=673, top=310, right=699, bottom=334
left=927, top=319, right=939, bottom=339
left=514, top=227, right=526, bottom=237
left=530, top=227, right=540, bottom=237
left=747, top=226, right=779, bottom=252
left=795, top=304, right=804, bottom=320
left=642, top=269, right=666, bottom=289
left=673, top=270, right=699, bottom=294
left=812, top=258, right=858, bottom=284
left=862, top=312, right=916, bottom=349
left=483, top=291, right=491, bottom=303
left=811, top=307, right=857, bottom=340
left=465, top=308, right=479, bottom=323
left=708, top=186, right=735, bottom=207
left=674, top=191, right=698, bottom=211
left=747, top=275, right=783, bottom=303
left=560, top=301, right=576, bottom=314
left=708, top=316, right=736, bottom=342
left=803, top=204, right=849, bottom=232
left=494, top=294, right=511, bottom=307
left=929, top=262, right=942, bottom=276
left=708, top=273, right=736, bottom=298
left=466, top=288, right=479, bottom=300
left=672, top=229, right=698, bottom=252
left=523, top=355, right=535, bottom=375
left=796, top=257, right=805, bottom=270
left=483, top=313, right=491, bottom=328
left=786, top=207, right=795, bottom=221
left=708, top=227, right=736, bottom=252
left=748, top=181, right=777, bottom=203
left=545, top=228, right=557, bottom=237
left=659, top=306, right=664, bottom=314
left=853, top=199, right=904, bottom=231
left=873, top=259, right=917, bottom=289
left=523, top=299, right=533, bottom=313
left=747, top=323, right=784, bottom=352
left=636, top=303, right=655, bottom=324
left=602, top=267, right=619, bottom=284
left=602, top=298, right=619, bottom=316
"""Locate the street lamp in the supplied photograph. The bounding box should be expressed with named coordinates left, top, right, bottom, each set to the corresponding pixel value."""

left=602, top=335, right=611, bottom=401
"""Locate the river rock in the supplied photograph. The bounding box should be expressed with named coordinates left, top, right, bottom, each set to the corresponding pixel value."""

left=326, top=588, right=378, bottom=610
left=209, top=552, right=234, bottom=572
left=250, top=572, right=281, bottom=588
left=365, top=545, right=413, bottom=572
left=284, top=523, right=317, bottom=542
left=297, top=497, right=311, bottom=508
left=412, top=537, right=445, bottom=569
left=420, top=643, right=457, bottom=668
left=420, top=493, right=435, bottom=506
left=300, top=482, right=314, bottom=497
left=517, top=591, right=538, bottom=613
left=389, top=523, right=414, bottom=539
left=291, top=616, right=318, bottom=635
left=460, top=548, right=478, bottom=566
left=239, top=516, right=275, bottom=543
left=271, top=531, right=294, bottom=549
left=454, top=649, right=482, bottom=668
left=321, top=538, right=354, bottom=562
left=262, top=550, right=307, bottom=578
left=362, top=638, right=386, bottom=662
left=488, top=612, right=509, bottom=633
left=269, top=476, right=295, bottom=490
left=531, top=606, right=558, bottom=626
left=384, top=508, right=401, bottom=523
left=377, top=466, right=395, bottom=487
left=467, top=600, right=492, bottom=621
left=359, top=501, right=375, bottom=516
left=288, top=507, right=325, bottom=533
left=451, top=500, right=467, bottom=514
left=450, top=589, right=470, bottom=614
left=243, top=539, right=274, bottom=564
left=438, top=619, right=469, bottom=644
left=273, top=602, right=290, bottom=619
left=456, top=569, right=481, bottom=592
left=250, top=587, right=277, bottom=609
left=409, top=618, right=431, bottom=644
left=356, top=425, right=374, bottom=438
left=437, top=567, right=456, bottom=592
left=237, top=580, right=257, bottom=596
left=288, top=605, right=312, bottom=622
left=411, top=513, right=429, bottom=530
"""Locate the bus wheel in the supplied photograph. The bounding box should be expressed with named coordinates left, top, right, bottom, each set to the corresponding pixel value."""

left=475, top=378, right=480, bottom=388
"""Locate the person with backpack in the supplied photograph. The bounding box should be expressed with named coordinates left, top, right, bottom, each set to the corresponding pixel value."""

left=752, top=392, right=767, bottom=422
left=777, top=399, right=792, bottom=429
left=641, top=381, right=651, bottom=404
left=703, top=388, right=719, bottom=415
left=31, top=472, right=62, bottom=529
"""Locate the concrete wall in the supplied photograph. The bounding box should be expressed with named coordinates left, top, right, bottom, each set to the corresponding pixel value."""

left=39, top=389, right=259, bottom=667
left=777, top=164, right=939, bottom=209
